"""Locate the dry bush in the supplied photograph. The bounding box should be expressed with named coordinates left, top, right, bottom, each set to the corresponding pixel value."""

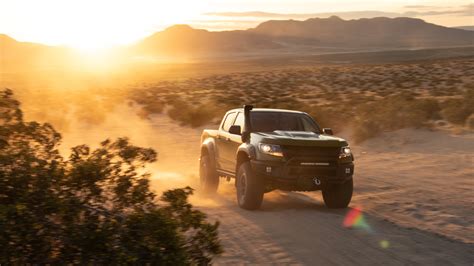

left=465, top=114, right=474, bottom=130
left=440, top=90, right=474, bottom=125
left=352, top=94, right=440, bottom=143
left=129, top=92, right=165, bottom=118
left=168, top=100, right=218, bottom=127
left=121, top=58, right=473, bottom=141
left=304, top=105, right=350, bottom=133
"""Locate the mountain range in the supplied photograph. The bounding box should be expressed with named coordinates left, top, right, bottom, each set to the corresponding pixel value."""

left=136, top=16, right=474, bottom=57
left=454, top=26, right=474, bottom=31
left=2, top=16, right=473, bottom=69
left=0, top=34, right=72, bottom=71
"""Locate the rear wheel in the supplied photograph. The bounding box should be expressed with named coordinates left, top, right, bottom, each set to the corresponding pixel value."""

left=322, top=179, right=353, bottom=209
left=236, top=161, right=264, bottom=210
left=200, top=155, right=219, bottom=194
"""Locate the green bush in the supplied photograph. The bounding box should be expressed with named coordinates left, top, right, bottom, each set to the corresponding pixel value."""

left=0, top=89, right=222, bottom=264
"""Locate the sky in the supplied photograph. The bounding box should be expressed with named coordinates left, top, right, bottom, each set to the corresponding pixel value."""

left=0, top=0, right=472, bottom=49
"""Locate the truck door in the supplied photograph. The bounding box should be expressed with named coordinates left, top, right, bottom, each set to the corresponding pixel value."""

left=216, top=112, right=237, bottom=171
left=222, top=112, right=244, bottom=174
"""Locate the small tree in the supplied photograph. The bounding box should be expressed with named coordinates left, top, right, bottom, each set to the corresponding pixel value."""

left=0, top=89, right=222, bottom=264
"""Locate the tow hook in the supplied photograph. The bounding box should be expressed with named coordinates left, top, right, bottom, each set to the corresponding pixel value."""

left=313, top=177, right=321, bottom=186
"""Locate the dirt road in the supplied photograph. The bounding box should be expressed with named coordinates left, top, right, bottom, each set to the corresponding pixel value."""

left=198, top=186, right=472, bottom=265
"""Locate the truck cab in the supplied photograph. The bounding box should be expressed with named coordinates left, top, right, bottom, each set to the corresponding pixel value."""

left=200, top=106, right=354, bottom=210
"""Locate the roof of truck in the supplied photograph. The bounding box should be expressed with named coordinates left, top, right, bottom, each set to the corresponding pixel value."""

left=227, top=108, right=305, bottom=114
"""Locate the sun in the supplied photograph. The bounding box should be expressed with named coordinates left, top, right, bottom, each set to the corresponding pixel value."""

left=67, top=37, right=117, bottom=53
left=60, top=16, right=149, bottom=52
left=3, top=0, right=203, bottom=52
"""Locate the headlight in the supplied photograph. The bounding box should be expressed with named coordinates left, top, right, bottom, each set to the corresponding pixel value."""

left=340, top=146, right=352, bottom=157
left=259, top=143, right=283, bottom=157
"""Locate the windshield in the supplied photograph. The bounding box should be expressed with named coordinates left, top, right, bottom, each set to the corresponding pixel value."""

left=250, top=112, right=321, bottom=133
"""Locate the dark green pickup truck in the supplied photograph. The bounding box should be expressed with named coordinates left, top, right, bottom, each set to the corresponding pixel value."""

left=200, top=105, right=354, bottom=210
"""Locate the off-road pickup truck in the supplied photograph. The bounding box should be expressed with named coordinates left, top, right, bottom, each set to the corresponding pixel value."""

left=200, top=105, right=354, bottom=210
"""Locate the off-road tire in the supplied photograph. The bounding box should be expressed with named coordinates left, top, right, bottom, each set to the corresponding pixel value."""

left=236, top=161, right=264, bottom=210
left=322, top=178, right=353, bottom=209
left=200, top=155, right=219, bottom=194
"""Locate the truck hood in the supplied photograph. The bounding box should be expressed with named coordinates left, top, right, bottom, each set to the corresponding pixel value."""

left=253, top=131, right=348, bottom=147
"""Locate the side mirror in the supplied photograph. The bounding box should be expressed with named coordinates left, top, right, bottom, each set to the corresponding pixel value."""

left=229, top=125, right=241, bottom=135
left=322, top=128, right=333, bottom=135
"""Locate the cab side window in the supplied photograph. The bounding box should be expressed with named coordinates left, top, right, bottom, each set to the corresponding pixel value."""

left=221, top=112, right=237, bottom=132
left=233, top=112, right=245, bottom=133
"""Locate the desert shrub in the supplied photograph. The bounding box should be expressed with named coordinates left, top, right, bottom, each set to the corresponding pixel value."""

left=0, top=89, right=222, bottom=264
left=353, top=94, right=440, bottom=142
left=304, top=105, right=350, bottom=133
left=465, top=114, right=474, bottom=130
left=212, top=93, right=243, bottom=107
left=168, top=100, right=218, bottom=127
left=145, top=99, right=165, bottom=112
left=130, top=93, right=165, bottom=118
left=416, top=98, right=441, bottom=119
left=258, top=97, right=305, bottom=111
left=344, top=93, right=374, bottom=106
left=441, top=90, right=474, bottom=125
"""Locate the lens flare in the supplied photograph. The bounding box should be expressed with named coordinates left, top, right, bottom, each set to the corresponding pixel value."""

left=380, top=240, right=390, bottom=249
left=343, top=207, right=371, bottom=231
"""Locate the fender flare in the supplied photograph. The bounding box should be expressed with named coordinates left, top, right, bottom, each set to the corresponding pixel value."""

left=235, top=143, right=256, bottom=173
left=201, top=138, right=217, bottom=170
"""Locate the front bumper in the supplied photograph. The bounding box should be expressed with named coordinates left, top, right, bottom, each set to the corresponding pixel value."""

left=251, top=159, right=354, bottom=191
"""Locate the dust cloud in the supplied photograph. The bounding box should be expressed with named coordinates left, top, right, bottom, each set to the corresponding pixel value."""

left=10, top=85, right=206, bottom=198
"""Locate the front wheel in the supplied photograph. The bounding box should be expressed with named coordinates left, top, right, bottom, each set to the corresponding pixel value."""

left=236, top=161, right=264, bottom=210
left=322, top=179, right=353, bottom=209
left=200, top=155, right=219, bottom=194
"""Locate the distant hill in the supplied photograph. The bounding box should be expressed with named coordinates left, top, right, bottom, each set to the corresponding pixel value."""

left=134, top=24, right=280, bottom=57
left=251, top=16, right=474, bottom=48
left=136, top=17, right=474, bottom=57
left=453, top=26, right=474, bottom=31
left=0, top=34, right=69, bottom=71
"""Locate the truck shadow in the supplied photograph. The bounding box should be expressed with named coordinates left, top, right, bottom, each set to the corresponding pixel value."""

left=260, top=191, right=343, bottom=213
left=211, top=184, right=347, bottom=214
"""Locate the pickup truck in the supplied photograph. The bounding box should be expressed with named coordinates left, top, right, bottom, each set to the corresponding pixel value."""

left=200, top=105, right=354, bottom=210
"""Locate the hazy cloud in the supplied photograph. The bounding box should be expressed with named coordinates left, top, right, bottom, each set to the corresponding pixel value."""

left=204, top=10, right=402, bottom=20
left=404, top=5, right=436, bottom=9
left=403, top=4, right=473, bottom=16
left=189, top=19, right=260, bottom=31
left=204, top=5, right=474, bottom=20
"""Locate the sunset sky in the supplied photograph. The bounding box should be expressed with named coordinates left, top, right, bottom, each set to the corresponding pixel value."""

left=0, top=0, right=472, bottom=50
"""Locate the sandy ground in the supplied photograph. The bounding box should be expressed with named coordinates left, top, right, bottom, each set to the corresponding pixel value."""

left=201, top=190, right=472, bottom=265
left=60, top=110, right=473, bottom=265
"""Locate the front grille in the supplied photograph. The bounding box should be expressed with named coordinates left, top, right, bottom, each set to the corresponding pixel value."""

left=282, top=145, right=340, bottom=159
left=282, top=145, right=340, bottom=178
